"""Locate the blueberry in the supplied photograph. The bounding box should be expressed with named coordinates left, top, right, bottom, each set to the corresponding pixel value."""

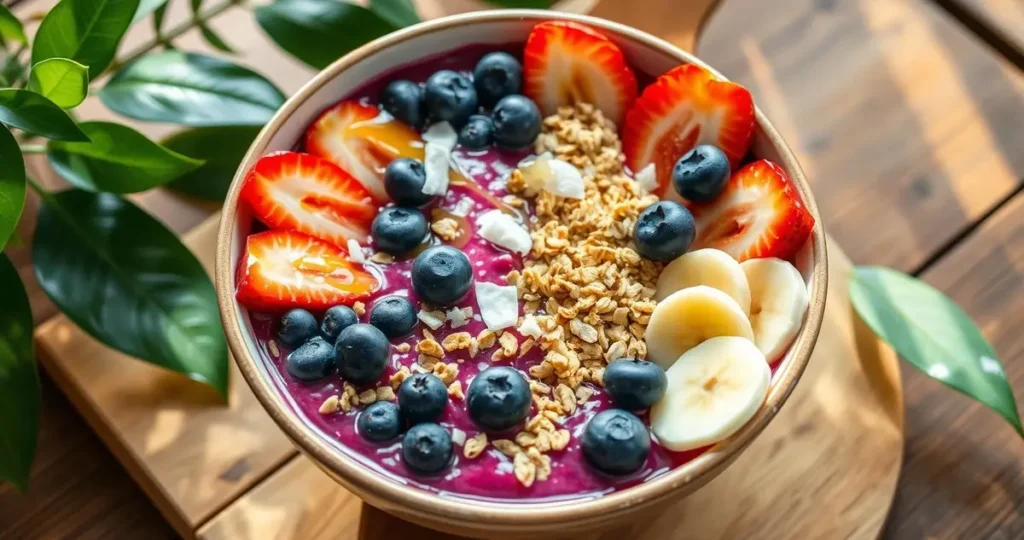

left=358, top=401, right=403, bottom=442
left=320, top=305, right=358, bottom=343
left=277, top=309, right=318, bottom=347
left=411, top=246, right=473, bottom=307
left=466, top=366, right=532, bottom=432
left=334, top=324, right=390, bottom=385
left=380, top=79, right=425, bottom=129
left=402, top=423, right=452, bottom=474
left=581, top=409, right=651, bottom=476
left=384, top=158, right=432, bottom=207
left=372, top=206, right=429, bottom=255
left=398, top=373, right=449, bottom=425
left=473, top=52, right=522, bottom=108
left=424, top=70, right=478, bottom=127
left=285, top=337, right=336, bottom=381
left=603, top=359, right=667, bottom=410
left=368, top=295, right=417, bottom=338
left=672, top=145, right=731, bottom=202
left=491, top=94, right=541, bottom=149
left=633, top=201, right=695, bottom=261
left=458, top=114, right=494, bottom=150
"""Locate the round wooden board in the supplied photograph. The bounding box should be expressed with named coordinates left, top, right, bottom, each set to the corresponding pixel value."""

left=353, top=239, right=906, bottom=539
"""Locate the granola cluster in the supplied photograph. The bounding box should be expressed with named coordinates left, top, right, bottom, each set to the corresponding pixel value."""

left=508, top=103, right=662, bottom=392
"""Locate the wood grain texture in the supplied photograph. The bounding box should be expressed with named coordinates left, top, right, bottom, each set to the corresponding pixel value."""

left=884, top=192, right=1024, bottom=539
left=33, top=216, right=298, bottom=537
left=199, top=241, right=904, bottom=540
left=698, top=0, right=1024, bottom=272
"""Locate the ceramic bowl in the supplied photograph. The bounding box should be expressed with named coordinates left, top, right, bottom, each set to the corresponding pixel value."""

left=216, top=9, right=828, bottom=537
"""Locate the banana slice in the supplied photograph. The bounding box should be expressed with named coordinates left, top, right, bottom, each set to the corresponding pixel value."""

left=651, top=336, right=770, bottom=451
left=645, top=285, right=754, bottom=369
left=741, top=258, right=809, bottom=364
left=655, top=248, right=752, bottom=314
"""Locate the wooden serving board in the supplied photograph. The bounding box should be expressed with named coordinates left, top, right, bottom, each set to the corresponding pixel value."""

left=35, top=215, right=904, bottom=539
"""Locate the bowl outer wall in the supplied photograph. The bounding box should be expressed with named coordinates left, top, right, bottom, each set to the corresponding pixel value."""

left=215, top=9, right=828, bottom=535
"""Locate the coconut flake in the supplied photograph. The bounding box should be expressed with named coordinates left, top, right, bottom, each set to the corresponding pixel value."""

left=422, top=121, right=458, bottom=151
left=451, top=427, right=467, bottom=446
left=421, top=142, right=451, bottom=195
left=446, top=307, right=473, bottom=329
left=546, top=158, right=585, bottom=199
left=475, top=282, right=519, bottom=331
left=635, top=163, right=658, bottom=193
left=517, top=314, right=543, bottom=339
left=346, top=239, right=365, bottom=263
left=417, top=309, right=446, bottom=330
left=476, top=210, right=532, bottom=255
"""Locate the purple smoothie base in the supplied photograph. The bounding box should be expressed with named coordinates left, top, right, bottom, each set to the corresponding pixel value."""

left=245, top=44, right=775, bottom=503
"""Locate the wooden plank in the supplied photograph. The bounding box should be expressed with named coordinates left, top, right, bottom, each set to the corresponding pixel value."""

left=885, top=192, right=1024, bottom=538
left=199, top=240, right=904, bottom=540
left=698, top=0, right=1024, bottom=272
left=944, top=0, right=1024, bottom=62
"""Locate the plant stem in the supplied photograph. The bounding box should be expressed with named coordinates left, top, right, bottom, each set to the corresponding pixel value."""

left=19, top=144, right=45, bottom=154
left=109, top=0, right=246, bottom=73
left=25, top=175, right=49, bottom=199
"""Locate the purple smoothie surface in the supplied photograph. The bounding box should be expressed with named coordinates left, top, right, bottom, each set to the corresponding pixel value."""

left=246, top=44, right=709, bottom=503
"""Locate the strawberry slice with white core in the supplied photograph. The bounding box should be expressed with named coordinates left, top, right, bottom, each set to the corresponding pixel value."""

left=523, top=21, right=638, bottom=125
left=622, top=64, right=754, bottom=199
left=240, top=151, right=376, bottom=248
left=305, top=100, right=423, bottom=201
left=692, top=159, right=814, bottom=262
left=236, top=229, right=378, bottom=311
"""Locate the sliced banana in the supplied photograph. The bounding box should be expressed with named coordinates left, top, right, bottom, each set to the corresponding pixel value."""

left=645, top=285, right=754, bottom=369
left=651, top=336, right=770, bottom=451
left=741, top=258, right=809, bottom=364
left=655, top=248, right=752, bottom=314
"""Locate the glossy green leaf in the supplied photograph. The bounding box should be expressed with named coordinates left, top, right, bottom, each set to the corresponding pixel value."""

left=198, top=24, right=235, bottom=53
left=100, top=51, right=285, bottom=126
left=368, top=0, right=420, bottom=27
left=152, top=0, right=168, bottom=35
left=47, top=121, right=203, bottom=193
left=0, top=254, right=39, bottom=492
left=32, top=0, right=140, bottom=79
left=132, top=0, right=168, bottom=25
left=0, top=89, right=89, bottom=141
left=162, top=125, right=260, bottom=201
left=0, top=5, right=27, bottom=46
left=850, top=266, right=1023, bottom=438
left=33, top=190, right=228, bottom=397
left=27, top=58, right=89, bottom=109
left=0, top=126, right=25, bottom=250
left=0, top=50, right=27, bottom=87
left=255, top=0, right=398, bottom=69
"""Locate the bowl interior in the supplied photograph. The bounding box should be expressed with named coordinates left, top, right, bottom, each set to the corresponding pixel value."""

left=217, top=9, right=826, bottom=527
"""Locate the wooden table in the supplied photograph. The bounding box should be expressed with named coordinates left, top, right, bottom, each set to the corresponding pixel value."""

left=1, top=0, right=1022, bottom=537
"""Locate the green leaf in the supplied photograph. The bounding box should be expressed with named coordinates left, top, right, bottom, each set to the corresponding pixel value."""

left=100, top=51, right=285, bottom=126
left=152, top=0, right=168, bottom=35
left=132, top=0, right=168, bottom=25
left=33, top=190, right=228, bottom=397
left=484, top=0, right=551, bottom=7
left=255, top=0, right=398, bottom=69
left=0, top=126, right=25, bottom=250
left=198, top=24, right=235, bottom=53
left=0, top=5, right=27, bottom=46
left=0, top=254, right=39, bottom=492
left=27, top=58, right=90, bottom=109
left=0, top=89, right=89, bottom=142
left=32, top=0, right=141, bottom=79
left=1, top=49, right=27, bottom=86
left=162, top=125, right=260, bottom=201
left=850, top=266, right=1023, bottom=438
left=47, top=121, right=203, bottom=193
left=368, top=0, right=420, bottom=27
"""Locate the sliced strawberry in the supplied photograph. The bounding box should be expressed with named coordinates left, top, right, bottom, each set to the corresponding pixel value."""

left=523, top=21, right=638, bottom=125
left=623, top=64, right=754, bottom=199
left=305, top=100, right=423, bottom=201
left=240, top=151, right=376, bottom=248
left=236, top=230, right=378, bottom=311
left=691, top=159, right=814, bottom=262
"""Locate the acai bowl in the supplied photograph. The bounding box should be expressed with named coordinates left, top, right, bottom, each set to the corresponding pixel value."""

left=216, top=10, right=827, bottom=537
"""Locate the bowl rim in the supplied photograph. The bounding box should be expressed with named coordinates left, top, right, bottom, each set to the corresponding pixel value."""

left=216, top=8, right=828, bottom=528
